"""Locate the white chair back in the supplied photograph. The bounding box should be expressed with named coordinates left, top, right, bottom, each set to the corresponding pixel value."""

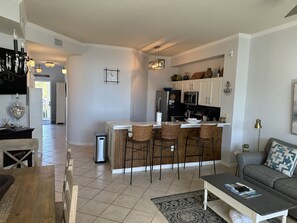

left=0, top=138, right=38, bottom=168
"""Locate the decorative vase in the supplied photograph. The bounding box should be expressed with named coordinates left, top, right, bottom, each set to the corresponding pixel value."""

left=205, top=68, right=213, bottom=78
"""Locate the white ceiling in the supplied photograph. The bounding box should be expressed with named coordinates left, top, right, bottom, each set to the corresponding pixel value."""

left=18, top=0, right=297, bottom=62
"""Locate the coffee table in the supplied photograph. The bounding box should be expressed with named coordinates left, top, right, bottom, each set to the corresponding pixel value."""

left=202, top=173, right=296, bottom=223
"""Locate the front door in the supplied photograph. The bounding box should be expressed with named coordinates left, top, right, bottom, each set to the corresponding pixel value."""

left=35, top=81, right=51, bottom=124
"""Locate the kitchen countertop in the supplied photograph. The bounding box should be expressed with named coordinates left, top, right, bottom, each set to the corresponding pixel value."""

left=106, top=120, right=230, bottom=130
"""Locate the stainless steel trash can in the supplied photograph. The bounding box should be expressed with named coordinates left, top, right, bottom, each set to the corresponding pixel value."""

left=94, top=132, right=107, bottom=163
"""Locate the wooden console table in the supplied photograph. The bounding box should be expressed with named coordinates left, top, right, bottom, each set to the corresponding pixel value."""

left=0, top=127, right=34, bottom=140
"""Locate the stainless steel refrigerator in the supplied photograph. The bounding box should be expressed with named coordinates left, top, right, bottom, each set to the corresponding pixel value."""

left=155, top=90, right=183, bottom=121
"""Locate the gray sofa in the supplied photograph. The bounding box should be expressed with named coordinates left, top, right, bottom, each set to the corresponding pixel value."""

left=236, top=137, right=297, bottom=219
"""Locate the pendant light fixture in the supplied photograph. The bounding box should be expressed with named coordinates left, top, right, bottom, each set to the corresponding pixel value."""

left=35, top=64, right=43, bottom=73
left=62, top=67, right=67, bottom=75
left=148, top=46, right=165, bottom=70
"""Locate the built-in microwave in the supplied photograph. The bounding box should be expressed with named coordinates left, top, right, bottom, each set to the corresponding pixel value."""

left=183, top=91, right=199, bottom=105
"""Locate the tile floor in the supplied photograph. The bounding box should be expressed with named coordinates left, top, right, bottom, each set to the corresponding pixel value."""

left=40, top=124, right=297, bottom=223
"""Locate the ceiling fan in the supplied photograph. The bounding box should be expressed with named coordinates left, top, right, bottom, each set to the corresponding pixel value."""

left=285, top=5, right=297, bottom=17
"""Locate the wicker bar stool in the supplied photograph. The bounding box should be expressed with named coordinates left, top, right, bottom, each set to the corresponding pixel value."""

left=196, top=124, right=217, bottom=177
left=123, top=124, right=153, bottom=185
left=152, top=123, right=181, bottom=180
left=183, top=129, right=200, bottom=168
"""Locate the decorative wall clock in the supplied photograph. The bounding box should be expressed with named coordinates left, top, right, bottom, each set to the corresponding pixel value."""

left=104, top=68, right=119, bottom=84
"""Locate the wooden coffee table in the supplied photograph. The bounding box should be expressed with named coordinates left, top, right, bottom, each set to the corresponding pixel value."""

left=202, top=173, right=296, bottom=223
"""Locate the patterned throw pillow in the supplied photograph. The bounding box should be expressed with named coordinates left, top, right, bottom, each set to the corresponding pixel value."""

left=264, top=141, right=297, bottom=177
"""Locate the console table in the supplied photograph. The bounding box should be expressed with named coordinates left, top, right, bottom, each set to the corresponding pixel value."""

left=0, top=127, right=35, bottom=168
left=0, top=127, right=34, bottom=140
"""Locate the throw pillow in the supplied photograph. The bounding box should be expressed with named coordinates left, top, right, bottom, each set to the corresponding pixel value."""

left=264, top=141, right=297, bottom=177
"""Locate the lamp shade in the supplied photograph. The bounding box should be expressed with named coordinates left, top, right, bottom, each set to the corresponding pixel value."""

left=148, top=45, right=165, bottom=70
left=254, top=119, right=262, bottom=129
left=148, top=59, right=165, bottom=70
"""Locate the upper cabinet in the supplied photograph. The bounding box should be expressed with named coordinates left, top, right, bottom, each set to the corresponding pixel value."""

left=182, top=80, right=200, bottom=92
left=199, top=77, right=222, bottom=107
left=171, top=78, right=222, bottom=107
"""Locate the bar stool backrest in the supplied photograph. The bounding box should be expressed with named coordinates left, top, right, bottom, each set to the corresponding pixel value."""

left=200, top=124, right=217, bottom=139
left=161, top=123, right=181, bottom=140
left=132, top=125, right=153, bottom=142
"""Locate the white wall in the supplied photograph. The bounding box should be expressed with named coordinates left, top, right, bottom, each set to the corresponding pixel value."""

left=243, top=25, right=297, bottom=149
left=130, top=51, right=148, bottom=122
left=146, top=57, right=178, bottom=121
left=67, top=45, right=133, bottom=145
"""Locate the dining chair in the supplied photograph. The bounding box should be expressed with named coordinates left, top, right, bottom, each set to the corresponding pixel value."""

left=0, top=138, right=38, bottom=169
left=55, top=148, right=78, bottom=223
left=123, top=124, right=153, bottom=184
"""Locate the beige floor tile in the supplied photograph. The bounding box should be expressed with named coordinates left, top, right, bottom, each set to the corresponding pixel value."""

left=123, top=210, right=154, bottom=223
left=93, top=217, right=120, bottom=223
left=151, top=214, right=168, bottom=223
left=84, top=170, right=104, bottom=178
left=88, top=179, right=110, bottom=190
left=149, top=181, right=170, bottom=192
left=142, top=188, right=167, bottom=200
left=122, top=185, right=147, bottom=198
left=100, top=205, right=131, bottom=222
left=133, top=198, right=158, bottom=214
left=112, top=194, right=140, bottom=208
left=74, top=175, right=95, bottom=186
left=104, top=182, right=128, bottom=193
left=79, top=186, right=101, bottom=199
left=167, top=183, right=190, bottom=195
left=77, top=197, right=90, bottom=209
left=93, top=190, right=120, bottom=204
left=76, top=212, right=97, bottom=223
left=78, top=200, right=109, bottom=216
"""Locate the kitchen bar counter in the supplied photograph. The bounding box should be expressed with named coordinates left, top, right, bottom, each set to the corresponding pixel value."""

left=106, top=120, right=229, bottom=130
left=105, top=121, right=230, bottom=173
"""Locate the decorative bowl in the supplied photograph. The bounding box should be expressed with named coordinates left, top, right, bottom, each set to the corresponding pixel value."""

left=185, top=118, right=201, bottom=124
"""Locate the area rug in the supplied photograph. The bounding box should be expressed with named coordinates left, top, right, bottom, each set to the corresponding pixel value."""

left=151, top=190, right=280, bottom=223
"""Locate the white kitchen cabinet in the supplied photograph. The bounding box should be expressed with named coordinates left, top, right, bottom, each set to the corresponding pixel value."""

left=172, top=81, right=183, bottom=91
left=182, top=79, right=200, bottom=92
left=198, top=77, right=222, bottom=107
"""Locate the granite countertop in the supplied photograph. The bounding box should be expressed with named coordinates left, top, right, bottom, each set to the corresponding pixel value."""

left=106, top=120, right=230, bottom=130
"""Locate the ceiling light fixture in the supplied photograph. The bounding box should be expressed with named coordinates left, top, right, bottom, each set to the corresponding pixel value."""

left=62, top=67, right=67, bottom=75
left=45, top=61, right=55, bottom=68
left=148, top=46, right=165, bottom=70
left=29, top=58, right=35, bottom=67
left=35, top=64, right=43, bottom=73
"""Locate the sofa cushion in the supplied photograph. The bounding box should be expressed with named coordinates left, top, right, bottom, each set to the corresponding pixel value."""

left=274, top=177, right=297, bottom=201
left=243, top=164, right=288, bottom=188
left=264, top=141, right=297, bottom=177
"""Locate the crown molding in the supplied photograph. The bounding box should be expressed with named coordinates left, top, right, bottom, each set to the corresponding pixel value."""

left=252, top=20, right=297, bottom=38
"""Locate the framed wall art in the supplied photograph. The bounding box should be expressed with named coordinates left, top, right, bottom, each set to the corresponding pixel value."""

left=104, top=68, right=119, bottom=84
left=292, top=81, right=297, bottom=134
